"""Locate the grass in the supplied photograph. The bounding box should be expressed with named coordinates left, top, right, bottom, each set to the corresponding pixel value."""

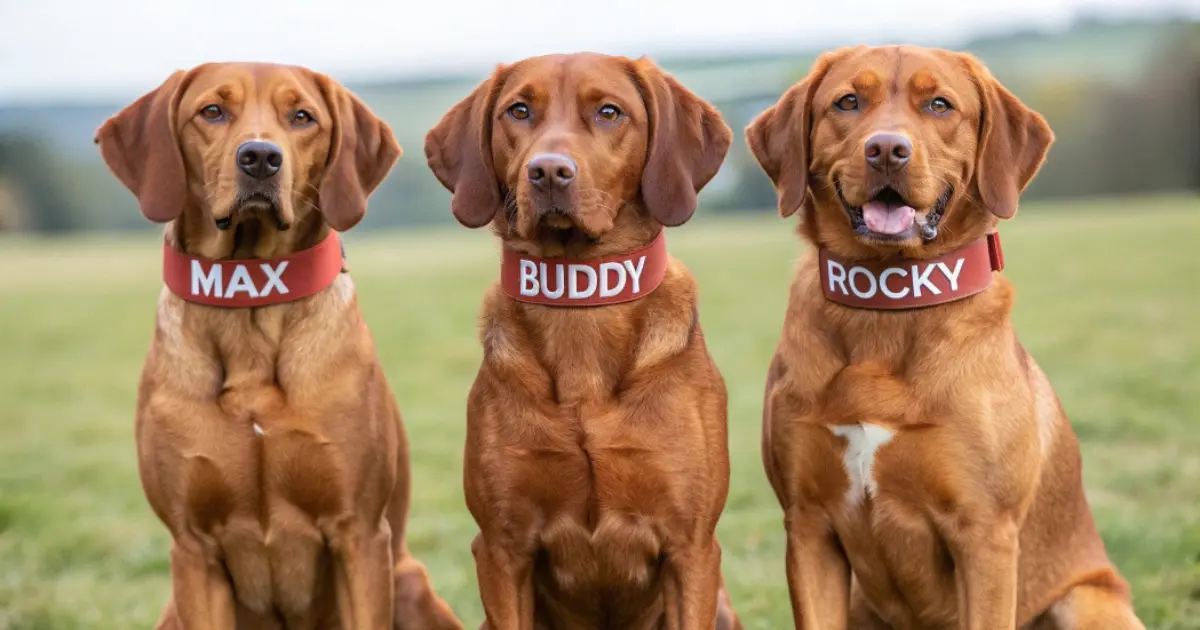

left=1, top=194, right=1198, bottom=629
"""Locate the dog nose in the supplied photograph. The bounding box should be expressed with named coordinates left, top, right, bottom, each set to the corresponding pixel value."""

left=527, top=153, right=576, bottom=191
left=236, top=141, right=283, bottom=180
left=865, top=133, right=912, bottom=173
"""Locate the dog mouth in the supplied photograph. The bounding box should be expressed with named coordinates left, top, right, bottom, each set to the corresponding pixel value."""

left=217, top=192, right=289, bottom=231
left=534, top=208, right=596, bottom=247
left=511, top=184, right=612, bottom=248
left=839, top=183, right=950, bottom=242
left=540, top=206, right=575, bottom=230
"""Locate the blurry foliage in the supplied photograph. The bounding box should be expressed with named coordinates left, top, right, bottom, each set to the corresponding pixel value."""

left=1030, top=22, right=1200, bottom=199
left=0, top=134, right=79, bottom=233
left=0, top=17, right=1196, bottom=235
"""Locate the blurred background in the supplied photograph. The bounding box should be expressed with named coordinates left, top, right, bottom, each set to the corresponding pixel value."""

left=1, top=1, right=1198, bottom=629
left=2, top=0, right=1197, bottom=234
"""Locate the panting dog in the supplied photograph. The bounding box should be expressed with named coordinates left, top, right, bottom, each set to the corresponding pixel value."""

left=746, top=45, right=1145, bottom=629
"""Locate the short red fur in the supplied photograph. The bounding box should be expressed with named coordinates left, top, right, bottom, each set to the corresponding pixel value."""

left=746, top=45, right=1145, bottom=629
left=95, top=62, right=462, bottom=630
left=426, top=52, right=742, bottom=629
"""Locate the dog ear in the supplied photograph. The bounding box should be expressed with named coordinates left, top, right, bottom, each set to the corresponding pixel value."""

left=315, top=74, right=402, bottom=232
left=424, top=67, right=509, bottom=229
left=633, top=58, right=732, bottom=227
left=745, top=51, right=841, bottom=219
left=94, top=70, right=191, bottom=223
left=964, top=55, right=1054, bottom=219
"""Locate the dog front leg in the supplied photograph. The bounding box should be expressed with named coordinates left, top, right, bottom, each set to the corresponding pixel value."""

left=328, top=518, right=395, bottom=630
left=167, top=540, right=237, bottom=630
left=663, top=539, right=722, bottom=630
left=948, top=519, right=1019, bottom=630
left=473, top=534, right=535, bottom=630
left=783, top=508, right=851, bottom=630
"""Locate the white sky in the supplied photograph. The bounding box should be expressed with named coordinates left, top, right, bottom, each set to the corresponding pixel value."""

left=2, top=0, right=1197, bottom=103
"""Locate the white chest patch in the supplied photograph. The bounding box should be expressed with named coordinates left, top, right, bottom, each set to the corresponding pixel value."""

left=828, top=423, right=895, bottom=506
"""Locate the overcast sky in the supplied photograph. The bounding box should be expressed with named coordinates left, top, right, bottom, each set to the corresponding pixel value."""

left=2, top=0, right=1197, bottom=103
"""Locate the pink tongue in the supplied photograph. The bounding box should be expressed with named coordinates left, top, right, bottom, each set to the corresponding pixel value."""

left=862, top=200, right=915, bottom=235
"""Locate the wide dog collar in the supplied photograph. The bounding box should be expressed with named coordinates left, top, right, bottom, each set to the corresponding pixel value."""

left=818, top=233, right=1005, bottom=310
left=162, top=231, right=344, bottom=307
left=500, top=231, right=669, bottom=307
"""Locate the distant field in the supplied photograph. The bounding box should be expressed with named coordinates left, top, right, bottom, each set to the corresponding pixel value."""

left=1, top=195, right=1198, bottom=629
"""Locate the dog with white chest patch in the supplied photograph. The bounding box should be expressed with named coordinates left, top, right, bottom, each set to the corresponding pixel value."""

left=746, top=45, right=1145, bottom=629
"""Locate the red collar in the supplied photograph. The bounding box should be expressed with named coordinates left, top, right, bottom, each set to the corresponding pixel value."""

left=818, top=233, right=1005, bottom=310
left=162, top=231, right=345, bottom=308
left=500, top=232, right=669, bottom=307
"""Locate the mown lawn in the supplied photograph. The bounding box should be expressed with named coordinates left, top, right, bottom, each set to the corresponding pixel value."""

left=1, top=194, right=1197, bottom=629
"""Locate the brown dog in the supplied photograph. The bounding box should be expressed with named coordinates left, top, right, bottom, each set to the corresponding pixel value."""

left=95, top=62, right=462, bottom=630
left=425, top=53, right=742, bottom=629
left=746, top=46, right=1146, bottom=629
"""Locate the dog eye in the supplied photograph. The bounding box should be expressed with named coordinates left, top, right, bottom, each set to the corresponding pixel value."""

left=597, top=104, right=623, bottom=122
left=929, top=97, right=953, bottom=114
left=291, top=109, right=316, bottom=126
left=200, top=104, right=225, bottom=122
left=834, top=94, right=858, bottom=111
left=507, top=103, right=531, bottom=121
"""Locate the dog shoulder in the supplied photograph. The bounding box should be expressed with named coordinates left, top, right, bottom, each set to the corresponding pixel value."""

left=631, top=259, right=705, bottom=372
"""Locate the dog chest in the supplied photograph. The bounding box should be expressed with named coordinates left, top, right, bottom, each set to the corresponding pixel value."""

left=538, top=512, right=664, bottom=596
left=819, top=423, right=966, bottom=625
left=505, top=441, right=672, bottom=597
left=162, top=426, right=340, bottom=618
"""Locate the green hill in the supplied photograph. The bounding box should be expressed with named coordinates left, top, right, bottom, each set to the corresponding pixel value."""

left=0, top=16, right=1195, bottom=233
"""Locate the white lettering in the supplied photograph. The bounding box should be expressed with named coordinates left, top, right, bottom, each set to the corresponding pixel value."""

left=568, top=264, right=598, bottom=299
left=540, top=263, right=565, bottom=299
left=191, top=261, right=223, bottom=297
left=879, top=267, right=909, bottom=299
left=912, top=264, right=941, bottom=297
left=848, top=267, right=878, bottom=299
left=519, top=260, right=539, bottom=296
left=259, top=261, right=289, bottom=296
left=623, top=256, right=647, bottom=294
left=827, top=259, right=848, bottom=295
left=224, top=264, right=259, bottom=299
left=937, top=258, right=966, bottom=292
left=598, top=262, right=626, bottom=298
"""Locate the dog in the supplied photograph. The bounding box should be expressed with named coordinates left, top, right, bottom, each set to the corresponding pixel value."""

left=95, top=62, right=463, bottom=630
left=745, top=45, right=1146, bottom=629
left=425, top=52, right=742, bottom=629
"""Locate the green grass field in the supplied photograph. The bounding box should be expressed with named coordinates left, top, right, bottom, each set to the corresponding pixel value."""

left=1, top=195, right=1198, bottom=629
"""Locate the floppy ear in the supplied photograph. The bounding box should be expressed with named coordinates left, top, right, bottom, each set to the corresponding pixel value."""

left=424, top=68, right=508, bottom=228
left=966, top=55, right=1054, bottom=219
left=633, top=58, right=733, bottom=227
left=315, top=74, right=402, bottom=232
left=94, top=70, right=190, bottom=223
left=744, top=52, right=839, bottom=219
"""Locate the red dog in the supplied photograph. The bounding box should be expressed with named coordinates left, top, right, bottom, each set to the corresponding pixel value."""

left=747, top=45, right=1145, bottom=629
left=95, top=62, right=462, bottom=630
left=426, top=53, right=742, bottom=629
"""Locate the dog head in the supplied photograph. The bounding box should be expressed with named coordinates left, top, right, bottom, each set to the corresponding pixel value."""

left=425, top=52, right=731, bottom=256
left=747, top=45, right=1053, bottom=259
left=95, top=62, right=399, bottom=241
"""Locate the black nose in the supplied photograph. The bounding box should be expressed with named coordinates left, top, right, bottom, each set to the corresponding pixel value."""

left=865, top=133, right=912, bottom=173
left=236, top=141, right=283, bottom=180
left=527, top=153, right=576, bottom=191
